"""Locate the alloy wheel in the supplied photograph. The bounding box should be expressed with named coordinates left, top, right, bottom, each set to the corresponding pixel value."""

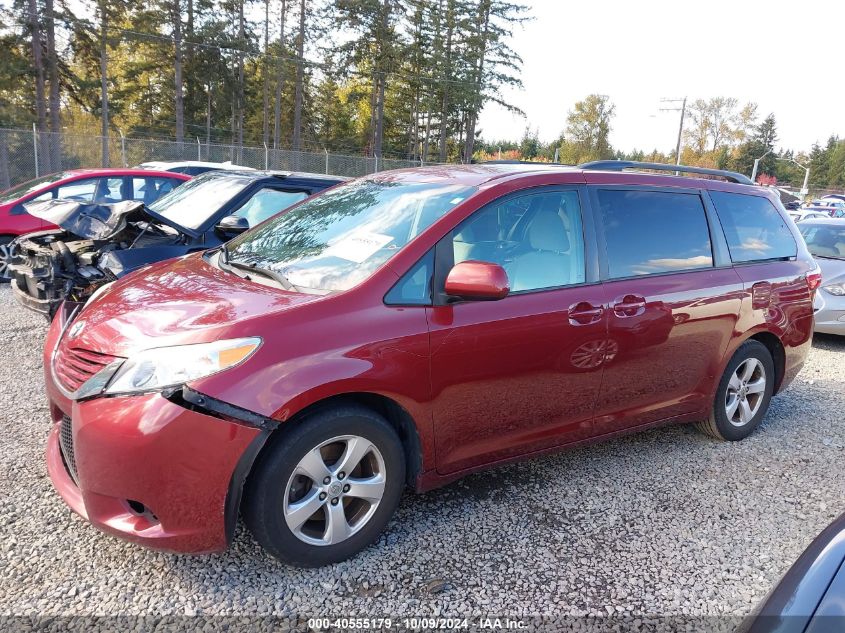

left=283, top=435, right=386, bottom=546
left=724, top=358, right=766, bottom=427
left=0, top=241, right=17, bottom=281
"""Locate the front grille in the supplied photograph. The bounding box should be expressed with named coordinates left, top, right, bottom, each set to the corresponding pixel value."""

left=53, top=345, right=120, bottom=393
left=59, top=414, right=78, bottom=483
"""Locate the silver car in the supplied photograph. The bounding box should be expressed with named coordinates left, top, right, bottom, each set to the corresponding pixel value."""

left=798, top=219, right=845, bottom=335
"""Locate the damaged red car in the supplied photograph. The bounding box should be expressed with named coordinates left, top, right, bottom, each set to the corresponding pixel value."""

left=44, top=162, right=818, bottom=566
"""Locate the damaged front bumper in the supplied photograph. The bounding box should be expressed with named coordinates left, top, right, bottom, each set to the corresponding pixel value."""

left=46, top=388, right=269, bottom=553
left=43, top=308, right=278, bottom=552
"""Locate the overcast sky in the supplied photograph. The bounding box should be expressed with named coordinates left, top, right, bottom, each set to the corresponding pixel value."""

left=478, top=0, right=843, bottom=154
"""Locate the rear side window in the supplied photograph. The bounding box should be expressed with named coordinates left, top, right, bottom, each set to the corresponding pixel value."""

left=710, top=191, right=796, bottom=263
left=596, top=189, right=713, bottom=279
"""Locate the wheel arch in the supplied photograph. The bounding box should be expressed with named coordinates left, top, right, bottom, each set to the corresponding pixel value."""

left=746, top=331, right=786, bottom=393
left=224, top=390, right=425, bottom=544
left=275, top=391, right=424, bottom=488
left=716, top=328, right=787, bottom=398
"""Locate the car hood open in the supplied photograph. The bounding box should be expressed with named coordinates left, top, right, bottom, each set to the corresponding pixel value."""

left=24, top=199, right=190, bottom=240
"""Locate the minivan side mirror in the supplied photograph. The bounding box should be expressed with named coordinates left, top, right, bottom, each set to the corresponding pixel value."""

left=444, top=261, right=510, bottom=301
left=215, top=214, right=250, bottom=236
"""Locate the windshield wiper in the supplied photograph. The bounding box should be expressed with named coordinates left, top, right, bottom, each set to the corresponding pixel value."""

left=226, top=258, right=299, bottom=292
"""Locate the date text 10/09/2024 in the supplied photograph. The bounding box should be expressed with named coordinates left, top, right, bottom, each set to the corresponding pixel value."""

left=307, top=618, right=528, bottom=630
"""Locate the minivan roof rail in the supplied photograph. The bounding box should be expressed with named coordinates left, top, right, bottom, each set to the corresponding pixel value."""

left=578, top=160, right=754, bottom=185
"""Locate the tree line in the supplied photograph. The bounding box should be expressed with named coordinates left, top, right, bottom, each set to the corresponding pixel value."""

left=477, top=94, right=845, bottom=191
left=4, top=1, right=844, bottom=191
left=1, top=0, right=528, bottom=171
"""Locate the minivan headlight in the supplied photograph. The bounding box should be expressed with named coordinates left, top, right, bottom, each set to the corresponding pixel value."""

left=103, top=337, right=262, bottom=395
left=823, top=283, right=845, bottom=296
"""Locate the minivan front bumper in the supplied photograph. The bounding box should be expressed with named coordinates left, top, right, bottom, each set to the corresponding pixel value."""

left=46, top=389, right=262, bottom=553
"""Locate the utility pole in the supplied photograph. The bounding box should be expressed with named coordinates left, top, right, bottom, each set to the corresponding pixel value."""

left=751, top=150, right=773, bottom=184
left=775, top=158, right=811, bottom=196
left=660, top=97, right=687, bottom=166
left=750, top=127, right=778, bottom=185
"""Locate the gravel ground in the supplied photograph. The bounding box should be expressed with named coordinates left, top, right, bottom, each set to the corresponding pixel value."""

left=0, top=284, right=843, bottom=622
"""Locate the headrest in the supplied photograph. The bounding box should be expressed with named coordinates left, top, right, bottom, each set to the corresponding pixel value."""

left=528, top=207, right=569, bottom=252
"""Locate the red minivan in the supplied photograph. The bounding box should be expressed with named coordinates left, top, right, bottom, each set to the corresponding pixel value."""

left=42, top=162, right=819, bottom=566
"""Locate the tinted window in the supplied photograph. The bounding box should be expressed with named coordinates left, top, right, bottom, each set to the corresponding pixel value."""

left=451, top=189, right=585, bottom=292
left=710, top=191, right=796, bottom=263
left=597, top=189, right=713, bottom=278
left=232, top=188, right=309, bottom=226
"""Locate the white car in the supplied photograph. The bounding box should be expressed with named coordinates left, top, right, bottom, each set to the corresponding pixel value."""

left=789, top=209, right=830, bottom=223
left=137, top=161, right=255, bottom=176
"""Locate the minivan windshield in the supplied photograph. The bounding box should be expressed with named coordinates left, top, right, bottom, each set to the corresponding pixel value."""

left=149, top=172, right=252, bottom=230
left=799, top=224, right=845, bottom=259
left=226, top=179, right=476, bottom=292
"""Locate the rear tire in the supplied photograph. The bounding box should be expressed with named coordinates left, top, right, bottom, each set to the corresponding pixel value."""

left=697, top=340, right=775, bottom=441
left=243, top=404, right=405, bottom=567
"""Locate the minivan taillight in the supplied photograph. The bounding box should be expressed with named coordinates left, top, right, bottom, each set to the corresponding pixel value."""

left=806, top=266, right=822, bottom=293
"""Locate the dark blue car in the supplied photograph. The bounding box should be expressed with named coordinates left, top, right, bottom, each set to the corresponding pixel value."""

left=9, top=170, right=345, bottom=317
left=743, top=512, right=845, bottom=633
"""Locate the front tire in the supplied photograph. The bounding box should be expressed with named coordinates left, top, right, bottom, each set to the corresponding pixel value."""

left=243, top=404, right=405, bottom=567
left=0, top=236, right=16, bottom=283
left=697, top=340, right=775, bottom=441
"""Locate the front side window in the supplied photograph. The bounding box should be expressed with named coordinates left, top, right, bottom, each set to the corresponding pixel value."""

left=232, top=188, right=309, bottom=227
left=710, top=191, right=797, bottom=263
left=596, top=189, right=714, bottom=279
left=227, top=179, right=476, bottom=293
left=450, top=189, right=585, bottom=292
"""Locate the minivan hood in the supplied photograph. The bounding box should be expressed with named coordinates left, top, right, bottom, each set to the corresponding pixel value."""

left=66, top=253, right=325, bottom=357
left=24, top=199, right=190, bottom=240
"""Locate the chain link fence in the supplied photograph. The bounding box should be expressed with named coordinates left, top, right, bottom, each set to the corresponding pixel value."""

left=0, top=127, right=430, bottom=189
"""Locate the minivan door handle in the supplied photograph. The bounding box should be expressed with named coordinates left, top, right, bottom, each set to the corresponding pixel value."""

left=569, top=301, right=604, bottom=326
left=612, top=294, right=647, bottom=318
